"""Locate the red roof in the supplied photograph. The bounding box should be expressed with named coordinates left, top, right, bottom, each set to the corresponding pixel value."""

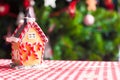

left=13, top=20, right=48, bottom=44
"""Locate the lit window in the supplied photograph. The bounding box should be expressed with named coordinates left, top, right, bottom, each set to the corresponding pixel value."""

left=28, top=33, right=36, bottom=39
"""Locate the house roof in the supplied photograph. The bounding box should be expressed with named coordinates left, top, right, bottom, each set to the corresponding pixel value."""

left=13, top=19, right=48, bottom=44
left=12, top=7, right=48, bottom=44
left=14, top=8, right=34, bottom=38
left=14, top=19, right=27, bottom=38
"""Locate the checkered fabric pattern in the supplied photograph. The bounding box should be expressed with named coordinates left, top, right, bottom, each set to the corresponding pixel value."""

left=0, top=59, right=120, bottom=80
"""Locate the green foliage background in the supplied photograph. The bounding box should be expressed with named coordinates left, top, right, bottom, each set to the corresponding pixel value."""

left=35, top=1, right=120, bottom=61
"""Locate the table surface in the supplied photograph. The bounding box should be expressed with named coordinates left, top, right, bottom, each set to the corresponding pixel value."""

left=0, top=59, right=120, bottom=80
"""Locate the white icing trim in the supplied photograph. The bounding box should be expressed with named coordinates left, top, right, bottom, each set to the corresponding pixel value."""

left=6, top=36, right=19, bottom=43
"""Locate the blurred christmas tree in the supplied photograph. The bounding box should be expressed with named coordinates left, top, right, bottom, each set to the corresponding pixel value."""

left=0, top=0, right=120, bottom=61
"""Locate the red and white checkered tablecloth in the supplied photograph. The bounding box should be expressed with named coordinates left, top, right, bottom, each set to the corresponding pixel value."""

left=0, top=59, right=120, bottom=80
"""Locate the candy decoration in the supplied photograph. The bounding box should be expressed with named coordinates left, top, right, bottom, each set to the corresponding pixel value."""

left=33, top=42, right=42, bottom=51
left=44, top=0, right=56, bottom=8
left=19, top=42, right=41, bottom=63
left=0, top=3, right=10, bottom=16
left=28, top=44, right=32, bottom=60
left=84, top=14, right=95, bottom=26
left=86, top=0, right=97, bottom=11
left=19, top=43, right=27, bottom=52
left=19, top=52, right=23, bottom=65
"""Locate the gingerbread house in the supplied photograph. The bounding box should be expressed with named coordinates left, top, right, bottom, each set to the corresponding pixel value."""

left=6, top=11, right=48, bottom=66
